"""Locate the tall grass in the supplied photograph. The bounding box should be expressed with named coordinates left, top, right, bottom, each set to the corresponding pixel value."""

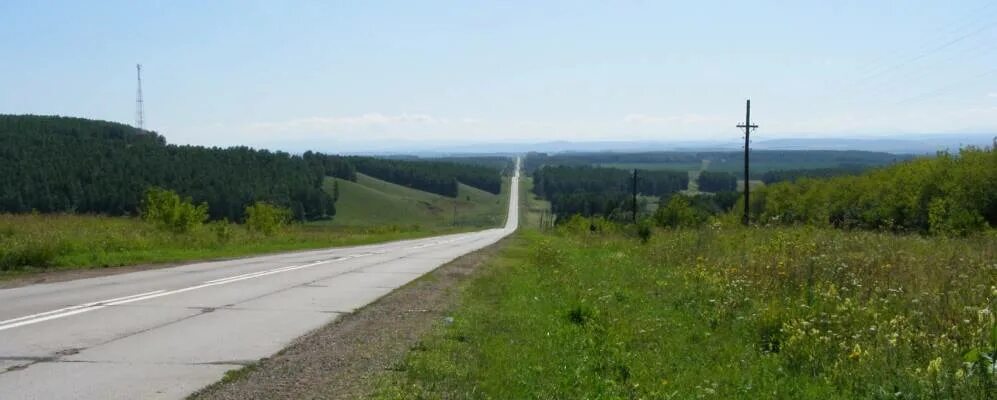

left=0, top=213, right=455, bottom=274
left=376, top=225, right=996, bottom=399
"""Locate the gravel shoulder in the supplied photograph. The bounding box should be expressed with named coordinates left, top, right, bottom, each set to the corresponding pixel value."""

left=189, top=235, right=513, bottom=400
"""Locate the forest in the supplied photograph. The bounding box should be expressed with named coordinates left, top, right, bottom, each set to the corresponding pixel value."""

left=528, top=146, right=997, bottom=236
left=758, top=165, right=871, bottom=183
left=753, top=147, right=996, bottom=235
left=532, top=165, right=687, bottom=218
left=696, top=170, right=737, bottom=192
left=524, top=149, right=907, bottom=174
left=0, top=115, right=504, bottom=221
left=347, top=156, right=503, bottom=197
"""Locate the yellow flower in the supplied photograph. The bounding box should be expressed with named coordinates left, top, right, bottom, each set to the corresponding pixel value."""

left=849, top=343, right=863, bottom=361
left=926, top=357, right=943, bottom=375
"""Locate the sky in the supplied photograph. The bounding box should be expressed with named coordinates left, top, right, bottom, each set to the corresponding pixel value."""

left=2, top=0, right=997, bottom=152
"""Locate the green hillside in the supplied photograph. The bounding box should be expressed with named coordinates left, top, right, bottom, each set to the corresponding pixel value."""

left=321, top=173, right=508, bottom=229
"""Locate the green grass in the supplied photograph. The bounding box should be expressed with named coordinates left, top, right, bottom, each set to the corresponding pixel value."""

left=322, top=173, right=508, bottom=229
left=0, top=175, right=511, bottom=278
left=0, top=213, right=463, bottom=278
left=520, top=177, right=552, bottom=229
left=375, top=225, right=996, bottom=399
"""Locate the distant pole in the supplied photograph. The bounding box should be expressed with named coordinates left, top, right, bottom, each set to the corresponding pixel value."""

left=453, top=201, right=457, bottom=226
left=736, top=99, right=758, bottom=226
left=632, top=169, right=638, bottom=223
left=135, top=64, right=144, bottom=130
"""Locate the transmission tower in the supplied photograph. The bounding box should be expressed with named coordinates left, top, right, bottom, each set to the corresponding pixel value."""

left=135, top=64, right=144, bottom=130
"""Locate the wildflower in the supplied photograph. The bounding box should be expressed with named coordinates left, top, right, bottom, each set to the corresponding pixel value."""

left=979, top=307, right=992, bottom=323
left=954, top=369, right=965, bottom=381
left=849, top=343, right=863, bottom=361
left=926, top=357, right=943, bottom=375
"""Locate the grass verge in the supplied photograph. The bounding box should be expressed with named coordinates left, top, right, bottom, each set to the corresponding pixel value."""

left=0, top=213, right=469, bottom=281
left=375, top=226, right=996, bottom=399
left=1, top=176, right=511, bottom=279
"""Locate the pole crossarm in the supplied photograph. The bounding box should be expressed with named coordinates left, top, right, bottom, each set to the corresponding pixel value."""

left=737, top=100, right=758, bottom=226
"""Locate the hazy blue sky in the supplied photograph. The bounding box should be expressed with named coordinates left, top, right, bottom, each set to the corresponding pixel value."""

left=2, top=1, right=996, bottom=151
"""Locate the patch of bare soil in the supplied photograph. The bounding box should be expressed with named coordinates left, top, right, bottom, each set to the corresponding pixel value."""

left=190, top=237, right=511, bottom=400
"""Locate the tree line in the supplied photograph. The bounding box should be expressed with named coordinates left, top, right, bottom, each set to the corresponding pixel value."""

left=752, top=147, right=996, bottom=235
left=524, top=150, right=906, bottom=173
left=0, top=115, right=504, bottom=221
left=532, top=165, right=687, bottom=219
left=347, top=156, right=503, bottom=197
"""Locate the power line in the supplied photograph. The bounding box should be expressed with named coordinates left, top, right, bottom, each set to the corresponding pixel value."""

left=855, top=18, right=997, bottom=85
left=894, top=66, right=997, bottom=106
left=853, top=2, right=997, bottom=80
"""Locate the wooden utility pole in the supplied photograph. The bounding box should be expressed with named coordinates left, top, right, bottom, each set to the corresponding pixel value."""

left=736, top=100, right=758, bottom=226
left=631, top=169, right=638, bottom=223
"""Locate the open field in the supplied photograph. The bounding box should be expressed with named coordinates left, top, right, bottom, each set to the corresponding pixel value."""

left=376, top=225, right=996, bottom=399
left=322, top=173, right=509, bottom=229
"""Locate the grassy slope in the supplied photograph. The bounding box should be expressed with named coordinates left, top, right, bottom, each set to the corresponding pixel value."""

left=323, top=173, right=508, bottom=229
left=1, top=175, right=510, bottom=277
left=376, top=225, right=996, bottom=399
left=520, top=177, right=552, bottom=229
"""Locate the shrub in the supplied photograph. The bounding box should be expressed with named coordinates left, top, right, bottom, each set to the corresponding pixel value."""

left=140, top=187, right=208, bottom=233
left=244, top=202, right=292, bottom=235
left=636, top=219, right=653, bottom=243
left=654, top=195, right=708, bottom=228
left=209, top=220, right=235, bottom=243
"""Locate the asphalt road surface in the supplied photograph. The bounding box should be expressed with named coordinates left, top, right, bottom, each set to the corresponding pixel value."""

left=0, top=164, right=519, bottom=399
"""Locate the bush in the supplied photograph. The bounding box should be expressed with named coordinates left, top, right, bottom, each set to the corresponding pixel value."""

left=636, top=219, right=653, bottom=243
left=654, top=195, right=708, bottom=228
left=140, top=187, right=208, bottom=233
left=244, top=202, right=292, bottom=235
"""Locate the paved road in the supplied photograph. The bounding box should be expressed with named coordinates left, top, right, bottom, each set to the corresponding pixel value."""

left=0, top=164, right=519, bottom=399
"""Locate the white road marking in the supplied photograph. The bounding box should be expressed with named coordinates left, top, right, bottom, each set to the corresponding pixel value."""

left=0, top=290, right=166, bottom=332
left=0, top=256, right=361, bottom=332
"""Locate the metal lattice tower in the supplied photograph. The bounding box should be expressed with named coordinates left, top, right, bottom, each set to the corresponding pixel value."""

left=135, top=64, right=144, bottom=130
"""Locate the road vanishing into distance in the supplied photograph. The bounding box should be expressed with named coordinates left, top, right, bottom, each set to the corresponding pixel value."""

left=0, top=163, right=519, bottom=399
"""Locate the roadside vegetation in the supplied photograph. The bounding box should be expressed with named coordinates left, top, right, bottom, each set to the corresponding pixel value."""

left=0, top=115, right=513, bottom=277
left=321, top=173, right=509, bottom=230
left=1, top=175, right=509, bottom=277
left=376, top=223, right=995, bottom=399
left=376, top=147, right=995, bottom=399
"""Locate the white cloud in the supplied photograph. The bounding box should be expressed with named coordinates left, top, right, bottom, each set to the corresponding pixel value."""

left=988, top=92, right=997, bottom=98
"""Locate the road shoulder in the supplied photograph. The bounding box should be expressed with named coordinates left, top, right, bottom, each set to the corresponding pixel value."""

left=188, top=234, right=514, bottom=400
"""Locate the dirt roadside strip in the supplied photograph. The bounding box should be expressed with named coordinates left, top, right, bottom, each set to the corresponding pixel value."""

left=188, top=235, right=514, bottom=400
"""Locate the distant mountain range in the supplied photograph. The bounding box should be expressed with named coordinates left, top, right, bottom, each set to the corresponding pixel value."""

left=377, top=134, right=997, bottom=156
left=260, top=133, right=996, bottom=156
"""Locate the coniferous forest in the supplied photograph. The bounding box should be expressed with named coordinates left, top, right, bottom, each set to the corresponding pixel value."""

left=0, top=115, right=504, bottom=221
left=531, top=165, right=688, bottom=218
left=347, top=156, right=503, bottom=197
